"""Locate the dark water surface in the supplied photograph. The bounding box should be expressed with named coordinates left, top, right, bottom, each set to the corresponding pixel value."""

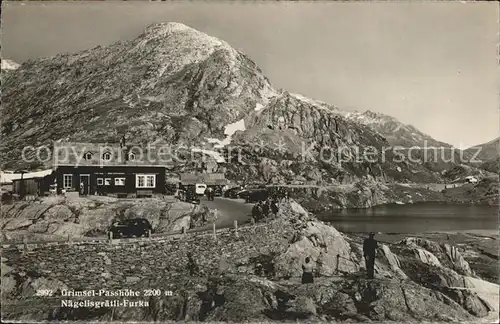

left=318, top=203, right=498, bottom=233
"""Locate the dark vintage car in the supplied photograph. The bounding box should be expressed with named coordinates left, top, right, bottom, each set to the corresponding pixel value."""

left=175, top=188, right=200, bottom=204
left=224, top=187, right=242, bottom=199
left=108, top=218, right=153, bottom=239
left=165, top=183, right=178, bottom=195
left=213, top=186, right=223, bottom=197
left=184, top=190, right=201, bottom=204
left=188, top=192, right=201, bottom=204
left=239, top=189, right=269, bottom=203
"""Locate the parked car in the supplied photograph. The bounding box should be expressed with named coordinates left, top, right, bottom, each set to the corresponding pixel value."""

left=108, top=218, right=153, bottom=239
left=195, top=183, right=207, bottom=195
left=174, top=189, right=185, bottom=200
left=184, top=190, right=200, bottom=204
left=224, top=187, right=242, bottom=198
left=165, top=183, right=178, bottom=195
left=214, top=186, right=223, bottom=197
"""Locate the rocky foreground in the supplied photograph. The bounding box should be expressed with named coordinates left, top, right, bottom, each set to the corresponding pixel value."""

left=0, top=195, right=212, bottom=242
left=1, top=200, right=498, bottom=322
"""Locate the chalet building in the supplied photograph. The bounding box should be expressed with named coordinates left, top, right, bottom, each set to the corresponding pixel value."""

left=8, top=170, right=54, bottom=197
left=51, top=142, right=176, bottom=197
left=8, top=143, right=228, bottom=198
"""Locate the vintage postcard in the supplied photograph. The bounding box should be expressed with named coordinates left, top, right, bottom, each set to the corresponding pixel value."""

left=1, top=1, right=498, bottom=323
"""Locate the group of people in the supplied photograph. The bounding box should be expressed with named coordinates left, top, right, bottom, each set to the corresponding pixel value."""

left=301, top=232, right=378, bottom=284
left=251, top=198, right=280, bottom=223
left=205, top=187, right=215, bottom=201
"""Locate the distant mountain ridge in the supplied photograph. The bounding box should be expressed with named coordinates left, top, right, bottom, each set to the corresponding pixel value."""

left=341, top=110, right=453, bottom=148
left=465, top=137, right=500, bottom=162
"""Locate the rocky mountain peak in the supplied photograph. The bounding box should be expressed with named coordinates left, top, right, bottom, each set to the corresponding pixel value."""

left=135, top=22, right=239, bottom=74
left=144, top=22, right=197, bottom=35
left=0, top=23, right=275, bottom=168
left=362, top=109, right=384, bottom=118
left=342, top=109, right=451, bottom=148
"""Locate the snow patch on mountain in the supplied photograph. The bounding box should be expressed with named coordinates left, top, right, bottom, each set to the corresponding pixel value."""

left=205, top=118, right=247, bottom=148
left=343, top=110, right=394, bottom=125
left=290, top=93, right=328, bottom=107
left=1, top=59, right=20, bottom=70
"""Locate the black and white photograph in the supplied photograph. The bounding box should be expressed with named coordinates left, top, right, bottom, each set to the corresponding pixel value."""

left=1, top=1, right=499, bottom=322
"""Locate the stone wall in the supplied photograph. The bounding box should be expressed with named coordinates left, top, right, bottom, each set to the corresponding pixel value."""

left=3, top=221, right=293, bottom=294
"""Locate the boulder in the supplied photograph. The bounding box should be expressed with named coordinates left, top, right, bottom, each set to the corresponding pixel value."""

left=170, top=214, right=191, bottom=232
left=462, top=276, right=499, bottom=316
left=19, top=277, right=69, bottom=298
left=288, top=200, right=310, bottom=219
left=1, top=259, right=14, bottom=276
left=43, top=205, right=74, bottom=221
left=274, top=221, right=358, bottom=278
left=289, top=296, right=317, bottom=317
left=399, top=255, right=465, bottom=289
left=442, top=288, right=492, bottom=317
left=2, top=276, right=17, bottom=295
left=442, top=243, right=473, bottom=276
left=378, top=244, right=408, bottom=279
left=347, top=279, right=473, bottom=322
left=414, top=247, right=442, bottom=267
left=400, top=237, right=474, bottom=276
left=125, top=276, right=141, bottom=284
left=323, top=291, right=357, bottom=318
left=400, top=237, right=442, bottom=253
left=3, top=218, right=33, bottom=231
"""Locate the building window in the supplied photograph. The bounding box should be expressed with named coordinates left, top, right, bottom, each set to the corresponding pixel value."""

left=84, top=152, right=93, bottom=160
left=102, top=152, right=112, bottom=161
left=146, top=175, right=155, bottom=187
left=115, top=178, right=125, bottom=186
left=104, top=178, right=111, bottom=185
left=128, top=152, right=136, bottom=161
left=63, top=174, right=73, bottom=189
left=97, top=178, right=104, bottom=186
left=136, top=174, right=156, bottom=188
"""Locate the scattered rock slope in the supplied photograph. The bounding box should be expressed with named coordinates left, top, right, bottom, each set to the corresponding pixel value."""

left=2, top=199, right=497, bottom=322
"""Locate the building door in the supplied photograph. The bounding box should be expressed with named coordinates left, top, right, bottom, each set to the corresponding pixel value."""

left=80, top=175, right=90, bottom=195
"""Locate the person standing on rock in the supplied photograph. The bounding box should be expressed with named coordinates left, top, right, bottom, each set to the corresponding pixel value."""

left=271, top=200, right=279, bottom=216
left=252, top=202, right=262, bottom=222
left=363, top=232, right=378, bottom=279
left=301, top=257, right=314, bottom=284
left=187, top=252, right=199, bottom=276
left=262, top=200, right=270, bottom=218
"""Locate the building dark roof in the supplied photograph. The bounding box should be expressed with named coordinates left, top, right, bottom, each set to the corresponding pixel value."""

left=53, top=142, right=177, bottom=168
left=1, top=170, right=53, bottom=184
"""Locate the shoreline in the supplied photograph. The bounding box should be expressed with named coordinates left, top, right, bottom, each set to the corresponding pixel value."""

left=340, top=229, right=498, bottom=237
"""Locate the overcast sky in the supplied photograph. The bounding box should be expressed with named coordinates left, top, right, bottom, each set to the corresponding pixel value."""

left=2, top=1, right=498, bottom=148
